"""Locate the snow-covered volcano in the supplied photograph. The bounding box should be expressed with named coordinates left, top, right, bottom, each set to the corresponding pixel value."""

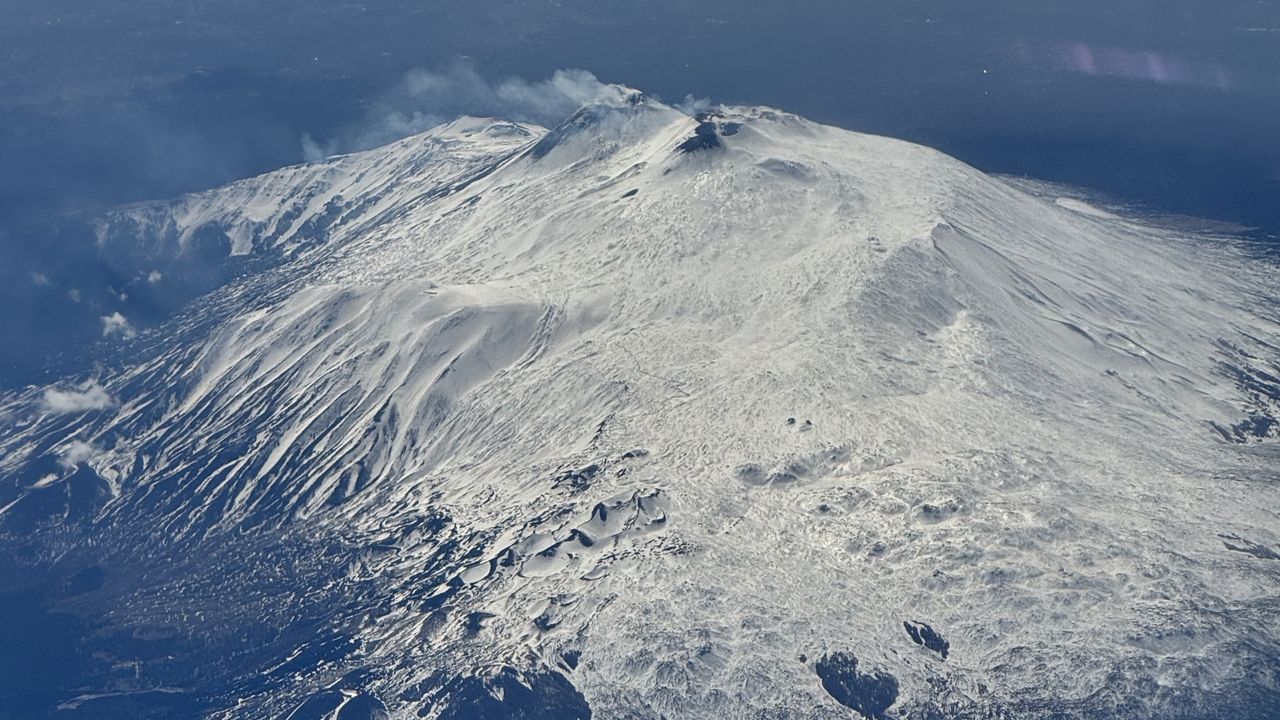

left=2, top=89, right=1278, bottom=719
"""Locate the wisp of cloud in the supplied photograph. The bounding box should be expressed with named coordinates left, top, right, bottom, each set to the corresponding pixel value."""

left=41, top=381, right=115, bottom=414
left=302, top=66, right=632, bottom=161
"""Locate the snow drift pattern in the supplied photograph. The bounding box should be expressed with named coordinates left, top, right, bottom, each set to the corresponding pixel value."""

left=1, top=90, right=1278, bottom=719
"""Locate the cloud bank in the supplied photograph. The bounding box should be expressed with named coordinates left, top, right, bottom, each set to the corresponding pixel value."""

left=58, top=440, right=100, bottom=470
left=101, top=312, right=136, bottom=338
left=41, top=381, right=115, bottom=414
left=303, top=66, right=629, bottom=161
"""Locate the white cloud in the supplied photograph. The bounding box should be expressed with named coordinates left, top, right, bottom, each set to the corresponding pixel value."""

left=304, top=66, right=631, bottom=160
left=32, top=272, right=51, bottom=286
left=675, top=94, right=712, bottom=115
left=101, top=312, right=136, bottom=338
left=300, top=132, right=334, bottom=163
left=40, top=381, right=114, bottom=414
left=58, top=440, right=100, bottom=470
left=147, top=270, right=163, bottom=284
left=487, top=68, right=626, bottom=123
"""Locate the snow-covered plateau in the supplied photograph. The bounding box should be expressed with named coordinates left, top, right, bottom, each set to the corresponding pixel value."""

left=1, top=87, right=1278, bottom=719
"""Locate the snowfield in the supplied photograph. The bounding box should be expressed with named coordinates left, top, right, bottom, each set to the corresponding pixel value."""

left=2, top=88, right=1278, bottom=719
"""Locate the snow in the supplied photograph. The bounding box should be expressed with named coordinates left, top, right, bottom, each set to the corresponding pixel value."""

left=1, top=91, right=1278, bottom=718
left=1054, top=196, right=1119, bottom=219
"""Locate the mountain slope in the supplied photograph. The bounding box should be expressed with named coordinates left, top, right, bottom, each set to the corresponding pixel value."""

left=1, top=90, right=1278, bottom=719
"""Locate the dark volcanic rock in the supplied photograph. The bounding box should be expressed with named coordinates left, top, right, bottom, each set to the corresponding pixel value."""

left=1220, top=534, right=1280, bottom=560
left=284, top=687, right=389, bottom=720
left=553, top=464, right=601, bottom=492
left=814, top=652, right=899, bottom=719
left=903, top=620, right=950, bottom=659
left=414, top=666, right=591, bottom=720
left=677, top=118, right=721, bottom=154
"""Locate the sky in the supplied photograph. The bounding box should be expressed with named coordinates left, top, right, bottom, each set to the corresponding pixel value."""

left=0, top=0, right=1277, bottom=382
left=0, top=5, right=1277, bottom=715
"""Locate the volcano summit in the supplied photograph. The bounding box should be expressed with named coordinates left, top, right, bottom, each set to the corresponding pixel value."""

left=1, top=89, right=1278, bottom=719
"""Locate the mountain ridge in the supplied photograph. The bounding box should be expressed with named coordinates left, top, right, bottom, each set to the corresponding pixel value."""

left=1, top=93, right=1278, bottom=719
